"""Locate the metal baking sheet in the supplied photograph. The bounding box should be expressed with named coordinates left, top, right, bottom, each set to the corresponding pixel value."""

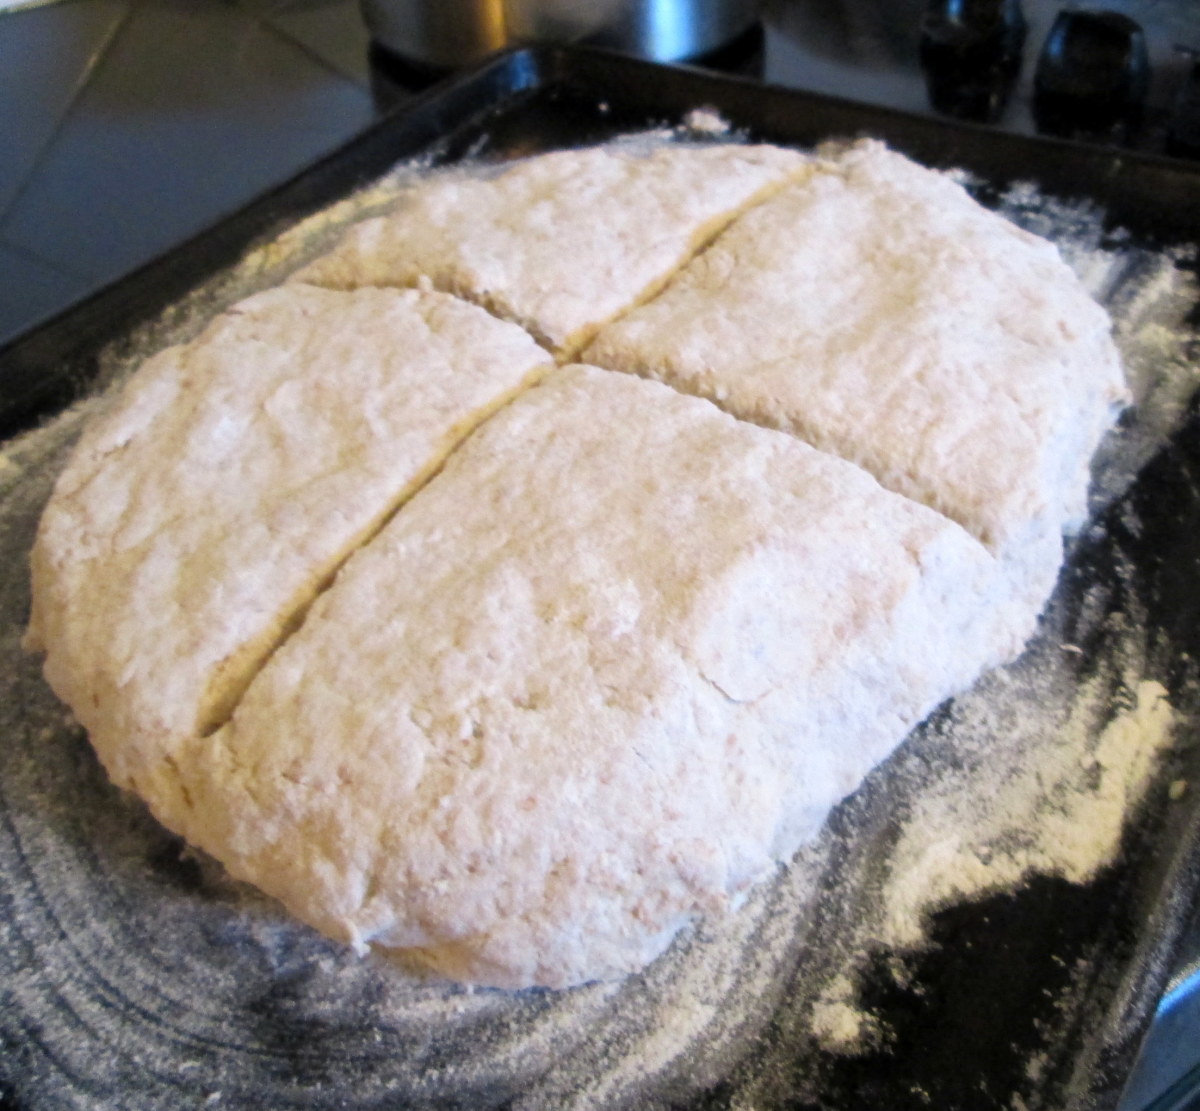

left=3, top=45, right=1200, bottom=1111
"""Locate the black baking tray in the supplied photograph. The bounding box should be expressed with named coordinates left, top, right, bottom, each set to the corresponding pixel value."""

left=3, top=44, right=1200, bottom=1111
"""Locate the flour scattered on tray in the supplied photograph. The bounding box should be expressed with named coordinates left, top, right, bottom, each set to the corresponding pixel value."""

left=810, top=973, right=880, bottom=1049
left=681, top=107, right=733, bottom=135
left=883, top=676, right=1175, bottom=952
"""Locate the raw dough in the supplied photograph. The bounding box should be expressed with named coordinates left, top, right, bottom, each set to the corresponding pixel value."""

left=583, top=140, right=1127, bottom=556
left=171, top=367, right=1039, bottom=989
left=25, top=284, right=551, bottom=799
left=292, top=143, right=810, bottom=356
left=24, top=139, right=1126, bottom=991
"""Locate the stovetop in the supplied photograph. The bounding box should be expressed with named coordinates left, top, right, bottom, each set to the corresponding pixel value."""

left=758, top=0, right=1200, bottom=152
left=0, top=2, right=1198, bottom=1108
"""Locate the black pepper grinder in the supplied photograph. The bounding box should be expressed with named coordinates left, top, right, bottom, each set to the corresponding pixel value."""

left=919, top=0, right=1028, bottom=123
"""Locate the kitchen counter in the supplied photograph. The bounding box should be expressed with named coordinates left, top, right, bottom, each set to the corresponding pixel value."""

left=0, top=0, right=393, bottom=348
left=0, top=2, right=1197, bottom=1108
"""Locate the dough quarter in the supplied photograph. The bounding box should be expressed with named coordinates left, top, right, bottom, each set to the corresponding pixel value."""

left=584, top=140, right=1127, bottom=556
left=293, top=143, right=810, bottom=357
left=25, top=285, right=551, bottom=806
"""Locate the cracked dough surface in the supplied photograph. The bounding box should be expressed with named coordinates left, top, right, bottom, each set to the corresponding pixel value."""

left=584, top=140, right=1127, bottom=555
left=25, top=284, right=550, bottom=799
left=172, top=367, right=1036, bottom=989
left=292, top=142, right=810, bottom=356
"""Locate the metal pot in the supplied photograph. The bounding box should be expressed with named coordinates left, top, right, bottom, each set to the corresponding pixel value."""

left=361, top=0, right=760, bottom=68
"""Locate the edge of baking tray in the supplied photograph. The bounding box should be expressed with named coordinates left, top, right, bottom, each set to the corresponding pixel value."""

left=1084, top=403, right=1200, bottom=1111
left=547, top=46, right=1200, bottom=238
left=2, top=43, right=1200, bottom=1109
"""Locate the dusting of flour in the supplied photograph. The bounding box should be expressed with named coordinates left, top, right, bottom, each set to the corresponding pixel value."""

left=882, top=677, right=1176, bottom=952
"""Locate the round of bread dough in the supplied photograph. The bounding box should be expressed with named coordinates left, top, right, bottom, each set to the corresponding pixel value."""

left=24, top=139, right=1124, bottom=990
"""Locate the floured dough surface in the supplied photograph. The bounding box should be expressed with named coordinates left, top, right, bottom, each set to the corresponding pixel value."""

left=23, top=139, right=1128, bottom=993
left=292, top=143, right=810, bottom=356
left=583, top=140, right=1127, bottom=555
left=25, top=284, right=551, bottom=799
left=171, top=367, right=1038, bottom=989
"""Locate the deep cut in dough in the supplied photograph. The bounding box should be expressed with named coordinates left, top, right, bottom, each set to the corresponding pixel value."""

left=25, top=284, right=551, bottom=800
left=171, top=367, right=1041, bottom=989
left=292, top=143, right=810, bottom=356
left=583, top=140, right=1127, bottom=556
